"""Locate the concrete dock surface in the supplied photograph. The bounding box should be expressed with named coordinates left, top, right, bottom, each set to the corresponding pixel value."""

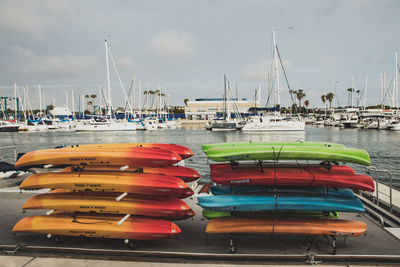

left=0, top=185, right=400, bottom=265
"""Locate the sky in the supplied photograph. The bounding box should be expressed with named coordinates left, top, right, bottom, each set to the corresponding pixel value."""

left=0, top=0, right=399, bottom=109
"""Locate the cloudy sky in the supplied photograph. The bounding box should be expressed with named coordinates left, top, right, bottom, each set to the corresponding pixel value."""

left=0, top=0, right=399, bottom=108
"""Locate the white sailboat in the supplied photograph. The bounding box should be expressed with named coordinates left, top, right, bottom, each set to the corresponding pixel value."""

left=242, top=30, right=305, bottom=132
left=75, top=37, right=137, bottom=132
left=211, top=75, right=242, bottom=131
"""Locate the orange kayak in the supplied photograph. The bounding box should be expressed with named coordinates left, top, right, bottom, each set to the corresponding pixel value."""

left=13, top=214, right=181, bottom=240
left=22, top=192, right=195, bottom=220
left=206, top=217, right=366, bottom=237
left=58, top=143, right=194, bottom=159
left=62, top=165, right=201, bottom=183
left=15, top=147, right=181, bottom=169
left=19, top=172, right=194, bottom=199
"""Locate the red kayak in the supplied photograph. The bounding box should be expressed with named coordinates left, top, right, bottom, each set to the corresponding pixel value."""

left=62, top=165, right=201, bottom=183
left=210, top=163, right=374, bottom=192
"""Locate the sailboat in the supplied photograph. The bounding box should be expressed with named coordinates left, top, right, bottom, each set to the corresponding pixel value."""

left=211, top=75, right=243, bottom=131
left=75, top=37, right=137, bottom=132
left=242, top=31, right=305, bottom=132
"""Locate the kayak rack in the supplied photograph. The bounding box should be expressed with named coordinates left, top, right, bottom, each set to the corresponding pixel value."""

left=221, top=233, right=339, bottom=255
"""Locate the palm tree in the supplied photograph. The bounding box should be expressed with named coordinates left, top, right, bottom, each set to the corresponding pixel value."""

left=304, top=100, right=310, bottom=114
left=296, top=89, right=306, bottom=113
left=326, top=92, right=335, bottom=109
left=321, top=94, right=327, bottom=105
left=184, top=98, right=189, bottom=106
left=149, top=90, right=156, bottom=110
left=90, top=94, right=97, bottom=113
left=347, top=88, right=354, bottom=107
left=87, top=101, right=93, bottom=114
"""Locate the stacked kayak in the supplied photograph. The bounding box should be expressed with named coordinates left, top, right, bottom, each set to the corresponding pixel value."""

left=199, top=141, right=373, bottom=251
left=13, top=143, right=200, bottom=245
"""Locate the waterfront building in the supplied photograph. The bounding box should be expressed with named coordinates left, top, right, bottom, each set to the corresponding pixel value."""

left=184, top=98, right=258, bottom=120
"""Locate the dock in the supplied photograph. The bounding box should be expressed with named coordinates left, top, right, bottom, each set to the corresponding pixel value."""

left=1, top=180, right=400, bottom=265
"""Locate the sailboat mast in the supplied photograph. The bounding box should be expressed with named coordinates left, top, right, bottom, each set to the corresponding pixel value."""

left=395, top=51, right=398, bottom=109
left=139, top=80, right=142, bottom=119
left=364, top=76, right=368, bottom=109
left=38, top=85, right=42, bottom=117
left=14, top=83, right=17, bottom=120
left=72, top=90, right=75, bottom=119
left=272, top=30, right=280, bottom=107
left=105, top=37, right=112, bottom=118
left=133, top=73, right=136, bottom=115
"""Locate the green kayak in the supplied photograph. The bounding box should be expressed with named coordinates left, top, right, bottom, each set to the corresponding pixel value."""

left=202, top=209, right=339, bottom=220
left=204, top=145, right=371, bottom=166
left=202, top=141, right=346, bottom=153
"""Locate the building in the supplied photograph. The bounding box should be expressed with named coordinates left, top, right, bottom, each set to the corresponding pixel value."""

left=184, top=98, right=259, bottom=120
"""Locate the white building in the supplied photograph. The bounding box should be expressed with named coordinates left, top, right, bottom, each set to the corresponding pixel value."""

left=185, top=98, right=259, bottom=120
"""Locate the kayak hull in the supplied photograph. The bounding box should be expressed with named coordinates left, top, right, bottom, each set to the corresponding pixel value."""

left=13, top=214, right=181, bottom=240
left=210, top=164, right=374, bottom=192
left=197, top=195, right=365, bottom=213
left=206, top=217, right=366, bottom=237
left=15, top=147, right=181, bottom=169
left=23, top=192, right=195, bottom=220
left=19, top=172, right=194, bottom=199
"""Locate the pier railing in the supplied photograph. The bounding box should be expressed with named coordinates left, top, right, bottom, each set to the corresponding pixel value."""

left=366, top=166, right=393, bottom=213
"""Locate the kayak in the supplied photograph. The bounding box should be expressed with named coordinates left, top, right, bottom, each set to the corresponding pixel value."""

left=197, top=194, right=365, bottom=213
left=15, top=147, right=181, bottom=169
left=202, top=141, right=346, bottom=153
left=210, top=164, right=374, bottom=192
left=58, top=143, right=194, bottom=159
left=202, top=209, right=338, bottom=219
left=210, top=185, right=356, bottom=198
left=62, top=165, right=201, bottom=183
left=205, top=217, right=366, bottom=237
left=20, top=172, right=194, bottom=199
left=23, top=192, right=195, bottom=220
left=13, top=214, right=181, bottom=240
left=204, top=145, right=371, bottom=166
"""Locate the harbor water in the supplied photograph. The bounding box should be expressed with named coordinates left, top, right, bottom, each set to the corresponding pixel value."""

left=1, top=125, right=399, bottom=189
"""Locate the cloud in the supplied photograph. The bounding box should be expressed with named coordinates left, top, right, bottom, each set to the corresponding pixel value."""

left=241, top=59, right=293, bottom=81
left=0, top=1, right=45, bottom=37
left=8, top=45, right=98, bottom=78
left=0, top=0, right=74, bottom=38
left=150, top=30, right=195, bottom=58
left=116, top=56, right=135, bottom=70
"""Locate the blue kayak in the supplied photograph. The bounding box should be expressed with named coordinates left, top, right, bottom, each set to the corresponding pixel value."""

left=197, top=194, right=364, bottom=213
left=210, top=185, right=355, bottom=198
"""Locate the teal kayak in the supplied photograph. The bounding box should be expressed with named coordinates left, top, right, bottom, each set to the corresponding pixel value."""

left=204, top=145, right=371, bottom=166
left=202, top=141, right=346, bottom=153
left=198, top=194, right=365, bottom=213
left=202, top=209, right=339, bottom=220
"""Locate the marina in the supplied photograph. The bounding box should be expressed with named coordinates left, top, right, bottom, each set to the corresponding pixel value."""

left=0, top=127, right=400, bottom=265
left=1, top=1, right=400, bottom=265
